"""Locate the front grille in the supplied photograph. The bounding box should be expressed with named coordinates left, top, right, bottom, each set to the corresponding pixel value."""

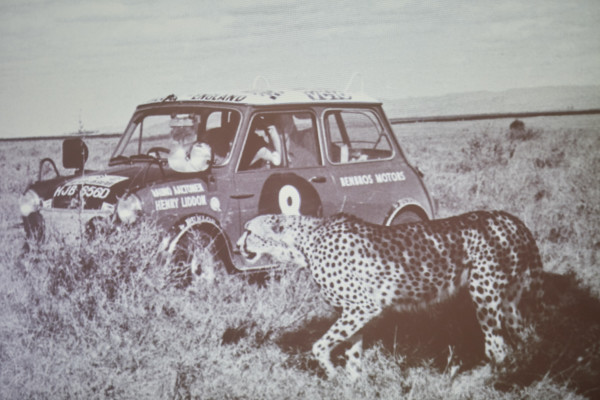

left=31, top=208, right=112, bottom=243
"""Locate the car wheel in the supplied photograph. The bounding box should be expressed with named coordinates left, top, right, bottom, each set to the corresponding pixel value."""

left=170, top=228, right=225, bottom=287
left=390, top=209, right=423, bottom=225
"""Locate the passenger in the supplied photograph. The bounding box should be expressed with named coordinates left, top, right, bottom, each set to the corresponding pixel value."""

left=280, top=113, right=318, bottom=167
left=240, top=115, right=282, bottom=169
left=201, top=112, right=240, bottom=164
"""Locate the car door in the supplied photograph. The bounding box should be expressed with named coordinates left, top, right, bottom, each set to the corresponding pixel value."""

left=322, top=108, right=413, bottom=224
left=231, top=111, right=341, bottom=264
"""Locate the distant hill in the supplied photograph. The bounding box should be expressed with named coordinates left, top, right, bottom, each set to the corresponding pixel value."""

left=382, top=85, right=600, bottom=118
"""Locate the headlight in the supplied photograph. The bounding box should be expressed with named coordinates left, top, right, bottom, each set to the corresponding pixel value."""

left=116, top=193, right=142, bottom=224
left=19, top=189, right=42, bottom=217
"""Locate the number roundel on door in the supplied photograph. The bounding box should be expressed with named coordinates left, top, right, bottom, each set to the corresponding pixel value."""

left=258, top=173, right=322, bottom=217
left=278, top=184, right=301, bottom=215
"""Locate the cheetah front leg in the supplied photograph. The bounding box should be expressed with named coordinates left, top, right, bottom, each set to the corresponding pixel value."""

left=344, top=333, right=364, bottom=380
left=312, top=305, right=380, bottom=380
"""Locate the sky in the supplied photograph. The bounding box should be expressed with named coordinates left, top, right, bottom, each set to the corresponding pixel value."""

left=1, top=0, right=599, bottom=137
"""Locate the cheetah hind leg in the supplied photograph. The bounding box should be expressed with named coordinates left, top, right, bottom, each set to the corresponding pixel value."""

left=500, top=284, right=528, bottom=344
left=499, top=286, right=541, bottom=363
left=312, top=306, right=379, bottom=380
left=468, top=285, right=509, bottom=365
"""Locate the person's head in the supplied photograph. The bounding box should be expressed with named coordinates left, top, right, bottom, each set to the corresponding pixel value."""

left=256, top=114, right=273, bottom=129
left=278, top=113, right=295, bottom=134
left=170, top=115, right=196, bottom=145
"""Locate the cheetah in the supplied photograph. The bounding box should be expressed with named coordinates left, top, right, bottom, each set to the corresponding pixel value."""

left=236, top=211, right=544, bottom=379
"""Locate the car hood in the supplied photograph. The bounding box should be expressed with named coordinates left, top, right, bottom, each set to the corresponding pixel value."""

left=47, top=163, right=204, bottom=211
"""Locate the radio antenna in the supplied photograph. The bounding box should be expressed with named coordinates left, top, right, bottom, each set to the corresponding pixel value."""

left=252, top=76, right=271, bottom=90
left=344, top=72, right=364, bottom=93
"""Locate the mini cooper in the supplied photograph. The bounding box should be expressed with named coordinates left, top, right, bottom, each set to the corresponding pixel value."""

left=20, top=89, right=436, bottom=279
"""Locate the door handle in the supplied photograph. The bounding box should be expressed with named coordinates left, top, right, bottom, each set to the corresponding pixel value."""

left=230, top=193, right=254, bottom=199
left=309, top=176, right=326, bottom=183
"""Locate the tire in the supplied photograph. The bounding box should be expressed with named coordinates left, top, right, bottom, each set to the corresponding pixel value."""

left=390, top=209, right=424, bottom=225
left=85, top=216, right=112, bottom=241
left=23, top=211, right=44, bottom=242
left=170, top=228, right=226, bottom=287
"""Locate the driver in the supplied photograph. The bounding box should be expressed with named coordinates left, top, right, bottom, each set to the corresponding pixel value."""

left=168, top=117, right=213, bottom=173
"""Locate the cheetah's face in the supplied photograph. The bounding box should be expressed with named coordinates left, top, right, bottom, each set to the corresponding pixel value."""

left=236, top=215, right=305, bottom=266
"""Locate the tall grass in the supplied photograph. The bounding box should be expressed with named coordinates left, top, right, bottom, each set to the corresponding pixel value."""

left=1, top=118, right=599, bottom=398
left=1, top=221, right=329, bottom=398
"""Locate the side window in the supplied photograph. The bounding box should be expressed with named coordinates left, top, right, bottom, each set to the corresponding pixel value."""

left=200, top=110, right=239, bottom=165
left=282, top=112, right=320, bottom=168
left=238, top=112, right=320, bottom=171
left=325, top=109, right=393, bottom=163
left=205, top=112, right=222, bottom=130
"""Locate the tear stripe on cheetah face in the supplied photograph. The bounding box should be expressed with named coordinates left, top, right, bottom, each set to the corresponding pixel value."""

left=237, top=214, right=322, bottom=266
left=238, top=211, right=544, bottom=380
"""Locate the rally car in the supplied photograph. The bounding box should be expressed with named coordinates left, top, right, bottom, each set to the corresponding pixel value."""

left=19, top=89, right=436, bottom=280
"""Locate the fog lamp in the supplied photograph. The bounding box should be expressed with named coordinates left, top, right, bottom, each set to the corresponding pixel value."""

left=19, top=189, right=42, bottom=217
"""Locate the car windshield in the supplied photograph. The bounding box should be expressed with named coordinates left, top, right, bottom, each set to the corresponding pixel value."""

left=110, top=107, right=241, bottom=166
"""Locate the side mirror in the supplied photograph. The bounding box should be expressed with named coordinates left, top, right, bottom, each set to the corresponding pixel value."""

left=63, top=138, right=89, bottom=170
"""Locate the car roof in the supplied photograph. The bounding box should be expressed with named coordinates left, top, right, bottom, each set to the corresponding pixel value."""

left=141, top=90, right=381, bottom=107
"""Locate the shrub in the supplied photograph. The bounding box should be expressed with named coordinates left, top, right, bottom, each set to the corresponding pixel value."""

left=508, top=127, right=541, bottom=142
left=457, top=130, right=516, bottom=172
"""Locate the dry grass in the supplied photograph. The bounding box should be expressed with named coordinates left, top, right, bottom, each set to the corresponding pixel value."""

left=0, top=116, right=599, bottom=399
left=395, top=115, right=600, bottom=294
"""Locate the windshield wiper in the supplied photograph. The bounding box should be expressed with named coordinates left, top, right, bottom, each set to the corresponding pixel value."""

left=129, top=154, right=159, bottom=161
left=110, top=154, right=159, bottom=164
left=109, top=154, right=167, bottom=174
left=130, top=153, right=168, bottom=174
left=109, top=155, right=131, bottom=165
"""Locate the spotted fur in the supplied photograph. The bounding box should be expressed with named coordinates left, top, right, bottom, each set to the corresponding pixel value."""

left=237, top=211, right=543, bottom=379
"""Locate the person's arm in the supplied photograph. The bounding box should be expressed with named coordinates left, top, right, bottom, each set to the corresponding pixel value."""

left=265, top=125, right=282, bottom=166
left=249, top=126, right=282, bottom=166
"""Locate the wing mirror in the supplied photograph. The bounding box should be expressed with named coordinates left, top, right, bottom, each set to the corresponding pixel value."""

left=62, top=138, right=89, bottom=170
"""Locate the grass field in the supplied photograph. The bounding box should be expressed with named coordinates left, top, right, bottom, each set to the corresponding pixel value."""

left=0, top=116, right=598, bottom=399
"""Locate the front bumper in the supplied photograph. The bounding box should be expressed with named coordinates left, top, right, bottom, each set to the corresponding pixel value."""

left=23, top=208, right=113, bottom=243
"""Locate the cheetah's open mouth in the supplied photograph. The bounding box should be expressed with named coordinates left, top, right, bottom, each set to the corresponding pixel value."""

left=240, top=239, right=260, bottom=264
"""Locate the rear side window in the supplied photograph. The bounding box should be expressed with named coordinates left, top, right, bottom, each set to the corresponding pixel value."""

left=324, top=109, right=393, bottom=164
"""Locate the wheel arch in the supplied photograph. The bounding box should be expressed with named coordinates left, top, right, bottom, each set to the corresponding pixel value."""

left=383, top=199, right=431, bottom=226
left=162, top=213, right=237, bottom=273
